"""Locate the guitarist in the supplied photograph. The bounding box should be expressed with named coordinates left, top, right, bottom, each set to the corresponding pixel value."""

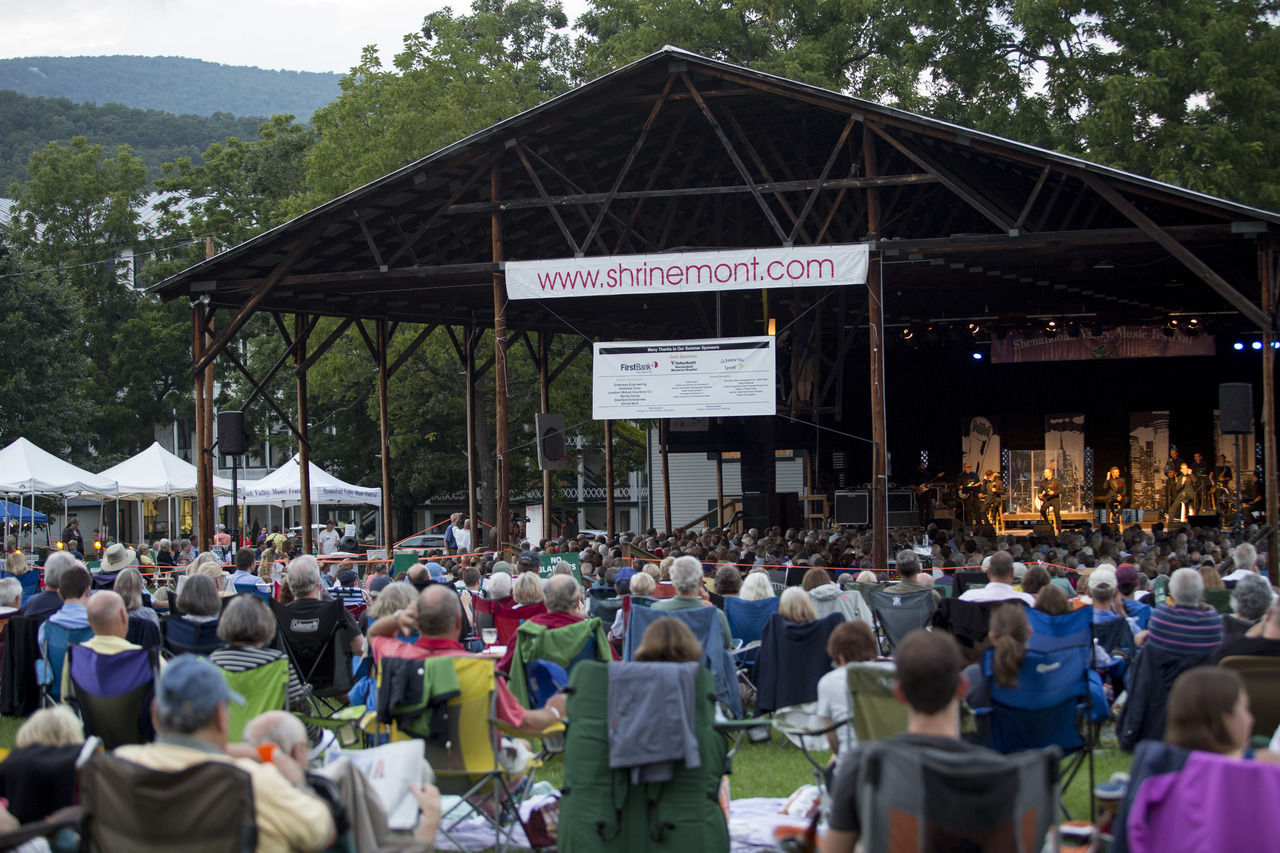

left=910, top=462, right=939, bottom=527
left=981, top=470, right=1006, bottom=526
left=1039, top=467, right=1062, bottom=531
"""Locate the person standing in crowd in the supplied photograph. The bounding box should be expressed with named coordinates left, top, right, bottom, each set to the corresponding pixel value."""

left=317, top=520, right=341, bottom=556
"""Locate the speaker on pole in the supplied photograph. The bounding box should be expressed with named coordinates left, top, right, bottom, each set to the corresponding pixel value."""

left=1219, top=383, right=1254, bottom=434
left=217, top=411, right=248, bottom=455
left=535, top=413, right=567, bottom=470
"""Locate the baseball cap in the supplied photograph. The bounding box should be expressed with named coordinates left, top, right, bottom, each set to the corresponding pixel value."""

left=1087, top=568, right=1117, bottom=593
left=368, top=574, right=393, bottom=595
left=517, top=550, right=541, bottom=569
left=157, top=655, right=244, bottom=720
left=1115, top=563, right=1139, bottom=591
left=614, top=567, right=636, bottom=590
left=337, top=569, right=358, bottom=585
left=492, top=560, right=514, bottom=575
left=426, top=561, right=445, bottom=579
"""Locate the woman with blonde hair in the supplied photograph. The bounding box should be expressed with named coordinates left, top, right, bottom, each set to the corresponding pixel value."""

left=779, top=586, right=818, bottom=623
left=114, top=566, right=159, bottom=626
left=740, top=570, right=774, bottom=602
left=190, top=551, right=233, bottom=597
left=4, top=550, right=29, bottom=577
left=15, top=706, right=84, bottom=748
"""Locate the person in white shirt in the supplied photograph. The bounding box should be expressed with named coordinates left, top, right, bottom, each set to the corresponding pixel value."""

left=317, top=520, right=341, bottom=556
left=958, top=551, right=1036, bottom=606
left=453, top=516, right=472, bottom=554
left=1221, top=542, right=1259, bottom=583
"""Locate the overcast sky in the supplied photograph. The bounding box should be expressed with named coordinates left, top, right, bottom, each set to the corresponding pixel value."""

left=0, top=0, right=590, bottom=75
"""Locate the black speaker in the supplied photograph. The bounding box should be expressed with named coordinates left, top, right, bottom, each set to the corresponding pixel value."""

left=1188, top=514, right=1220, bottom=528
left=834, top=491, right=869, bottom=526
left=974, top=524, right=996, bottom=538
left=217, top=410, right=248, bottom=455
left=1220, top=383, right=1254, bottom=434
left=535, top=413, right=567, bottom=470
left=742, top=492, right=772, bottom=530
left=1032, top=522, right=1055, bottom=535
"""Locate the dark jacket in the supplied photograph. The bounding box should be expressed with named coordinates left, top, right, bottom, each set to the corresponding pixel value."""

left=1117, top=643, right=1212, bottom=751
left=754, top=612, right=843, bottom=714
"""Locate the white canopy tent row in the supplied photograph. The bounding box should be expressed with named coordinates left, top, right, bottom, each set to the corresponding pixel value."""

left=99, top=442, right=236, bottom=548
left=239, top=454, right=384, bottom=544
left=0, top=437, right=119, bottom=551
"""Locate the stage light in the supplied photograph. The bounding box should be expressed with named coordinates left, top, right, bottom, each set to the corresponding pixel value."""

left=1043, top=320, right=1059, bottom=338
left=1253, top=341, right=1263, bottom=350
left=767, top=318, right=776, bottom=336
left=94, top=540, right=102, bottom=550
left=900, top=328, right=914, bottom=341
left=1235, top=342, right=1245, bottom=350
left=1161, top=326, right=1175, bottom=338
left=1087, top=321, right=1104, bottom=336
left=972, top=352, right=983, bottom=360
left=968, top=322, right=981, bottom=336
left=55, top=541, right=64, bottom=550
left=1274, top=341, right=1280, bottom=349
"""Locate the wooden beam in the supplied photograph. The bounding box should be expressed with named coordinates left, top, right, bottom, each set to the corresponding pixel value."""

left=493, top=161, right=511, bottom=544
left=296, top=314, right=313, bottom=554
left=614, top=112, right=688, bottom=253
left=513, top=141, right=581, bottom=255
left=269, top=311, right=293, bottom=348
left=876, top=223, right=1239, bottom=254
left=548, top=338, right=591, bottom=385
left=384, top=156, right=496, bottom=268
left=354, top=208, right=387, bottom=270
left=241, top=313, right=320, bottom=409
left=865, top=124, right=889, bottom=576
left=216, top=332, right=310, bottom=451
left=354, top=319, right=379, bottom=361
left=1077, top=169, right=1272, bottom=330
left=723, top=109, right=811, bottom=244
left=294, top=317, right=354, bottom=376
left=193, top=219, right=326, bottom=375
left=865, top=122, right=1017, bottom=233
left=680, top=71, right=790, bottom=244
left=388, top=323, right=438, bottom=379
left=377, top=318, right=394, bottom=546
left=466, top=325, right=478, bottom=533
left=208, top=263, right=500, bottom=293
left=791, top=112, right=858, bottom=245
left=1014, top=165, right=1052, bottom=232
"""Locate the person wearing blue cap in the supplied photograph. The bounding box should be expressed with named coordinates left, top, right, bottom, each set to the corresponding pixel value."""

left=114, top=655, right=335, bottom=853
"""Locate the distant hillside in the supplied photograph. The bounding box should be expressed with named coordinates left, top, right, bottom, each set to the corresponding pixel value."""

left=0, top=90, right=269, bottom=191
left=0, top=56, right=341, bottom=120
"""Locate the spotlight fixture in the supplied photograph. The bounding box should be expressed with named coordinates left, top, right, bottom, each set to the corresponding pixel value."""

left=900, top=328, right=914, bottom=341
left=1087, top=321, right=1104, bottom=336
left=1183, top=318, right=1201, bottom=337
left=967, top=322, right=982, bottom=336
left=972, top=352, right=983, bottom=360
left=1235, top=342, right=1245, bottom=351
left=1043, top=320, right=1059, bottom=338
left=1253, top=341, right=1263, bottom=350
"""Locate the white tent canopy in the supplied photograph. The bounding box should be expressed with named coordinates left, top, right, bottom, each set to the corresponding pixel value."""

left=98, top=442, right=235, bottom=499
left=241, top=454, right=382, bottom=507
left=0, top=438, right=118, bottom=498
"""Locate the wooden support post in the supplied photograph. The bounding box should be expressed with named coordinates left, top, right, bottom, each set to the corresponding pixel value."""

left=296, top=314, right=313, bottom=554
left=492, top=163, right=511, bottom=547
left=193, top=302, right=209, bottom=551
left=660, top=419, right=672, bottom=534
left=1262, top=238, right=1278, bottom=583
left=466, top=326, right=478, bottom=542
left=716, top=451, right=725, bottom=527
left=377, top=319, right=394, bottom=548
left=864, top=126, right=889, bottom=571
left=604, top=419, right=616, bottom=539
left=540, top=332, right=553, bottom=541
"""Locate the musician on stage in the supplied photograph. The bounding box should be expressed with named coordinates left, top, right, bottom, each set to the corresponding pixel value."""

left=1192, top=452, right=1211, bottom=514
left=1104, top=466, right=1127, bottom=526
left=1213, top=454, right=1234, bottom=515
left=1039, top=467, right=1062, bottom=531
left=956, top=463, right=982, bottom=528
left=912, top=461, right=936, bottom=527
left=1170, top=461, right=1196, bottom=522
left=1244, top=467, right=1266, bottom=523
left=1164, top=448, right=1181, bottom=517
left=981, top=470, right=1005, bottom=526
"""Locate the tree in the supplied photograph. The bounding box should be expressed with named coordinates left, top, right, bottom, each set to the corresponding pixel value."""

left=295, top=0, right=575, bottom=211
left=0, top=239, right=90, bottom=453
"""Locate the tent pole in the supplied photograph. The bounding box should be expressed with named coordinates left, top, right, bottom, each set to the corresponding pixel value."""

left=296, top=314, right=313, bottom=555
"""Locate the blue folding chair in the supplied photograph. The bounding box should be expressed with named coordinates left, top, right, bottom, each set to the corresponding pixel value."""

left=624, top=604, right=743, bottom=718
left=12, top=571, right=41, bottom=606
left=234, top=582, right=272, bottom=602
left=164, top=616, right=223, bottom=656
left=723, top=596, right=780, bottom=651
left=36, top=623, right=93, bottom=705
left=980, top=606, right=1097, bottom=821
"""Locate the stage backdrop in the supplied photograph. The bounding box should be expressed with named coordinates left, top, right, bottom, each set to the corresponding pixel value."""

left=961, top=416, right=1002, bottom=477
left=1045, top=414, right=1087, bottom=512
left=991, top=325, right=1215, bottom=364
left=1214, top=411, right=1258, bottom=500
left=1129, top=412, right=1171, bottom=513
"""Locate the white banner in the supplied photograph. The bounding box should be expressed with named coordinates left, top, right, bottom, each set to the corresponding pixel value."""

left=507, top=244, right=869, bottom=300
left=593, top=336, right=776, bottom=420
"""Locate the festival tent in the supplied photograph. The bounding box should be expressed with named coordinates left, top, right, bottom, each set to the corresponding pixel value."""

left=240, top=454, right=382, bottom=507
left=0, top=438, right=118, bottom=497
left=98, top=442, right=235, bottom=499
left=0, top=437, right=118, bottom=548
left=1, top=500, right=46, bottom=524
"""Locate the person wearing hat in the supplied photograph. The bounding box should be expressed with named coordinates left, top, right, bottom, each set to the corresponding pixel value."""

left=515, top=550, right=541, bottom=574
left=333, top=569, right=368, bottom=611
left=114, top=655, right=335, bottom=853
left=101, top=542, right=138, bottom=575
left=1087, top=568, right=1140, bottom=635
left=1115, top=564, right=1151, bottom=630
left=213, top=524, right=232, bottom=549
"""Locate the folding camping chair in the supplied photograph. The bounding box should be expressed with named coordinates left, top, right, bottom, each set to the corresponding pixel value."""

left=979, top=606, right=1097, bottom=821
left=269, top=597, right=356, bottom=708
left=1117, top=643, right=1213, bottom=751
left=862, top=587, right=937, bottom=655
left=65, top=643, right=159, bottom=748
left=558, top=660, right=731, bottom=853
left=79, top=752, right=258, bottom=853
left=36, top=622, right=93, bottom=705
left=126, top=615, right=162, bottom=650
left=624, top=604, right=743, bottom=718
left=846, top=660, right=909, bottom=742
left=856, top=739, right=1059, bottom=853
left=1217, top=655, right=1280, bottom=740
left=164, top=615, right=223, bottom=656
left=218, top=656, right=290, bottom=743
left=506, top=617, right=611, bottom=709
left=375, top=654, right=563, bottom=853
left=234, top=582, right=273, bottom=602
left=586, top=587, right=623, bottom=626
left=0, top=616, right=43, bottom=717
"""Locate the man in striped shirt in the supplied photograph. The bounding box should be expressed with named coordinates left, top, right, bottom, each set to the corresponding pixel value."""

left=1135, top=567, right=1223, bottom=653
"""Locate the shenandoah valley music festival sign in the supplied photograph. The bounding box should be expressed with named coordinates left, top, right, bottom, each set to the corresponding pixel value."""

left=990, top=325, right=1215, bottom=364
left=505, top=244, right=869, bottom=300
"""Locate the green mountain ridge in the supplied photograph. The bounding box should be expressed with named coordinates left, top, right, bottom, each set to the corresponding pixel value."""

left=0, top=55, right=341, bottom=120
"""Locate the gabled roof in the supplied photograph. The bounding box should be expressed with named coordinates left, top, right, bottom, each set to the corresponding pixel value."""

left=152, top=47, right=1278, bottom=337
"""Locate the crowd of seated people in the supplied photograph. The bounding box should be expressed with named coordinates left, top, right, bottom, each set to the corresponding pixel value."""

left=1, top=513, right=1276, bottom=849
